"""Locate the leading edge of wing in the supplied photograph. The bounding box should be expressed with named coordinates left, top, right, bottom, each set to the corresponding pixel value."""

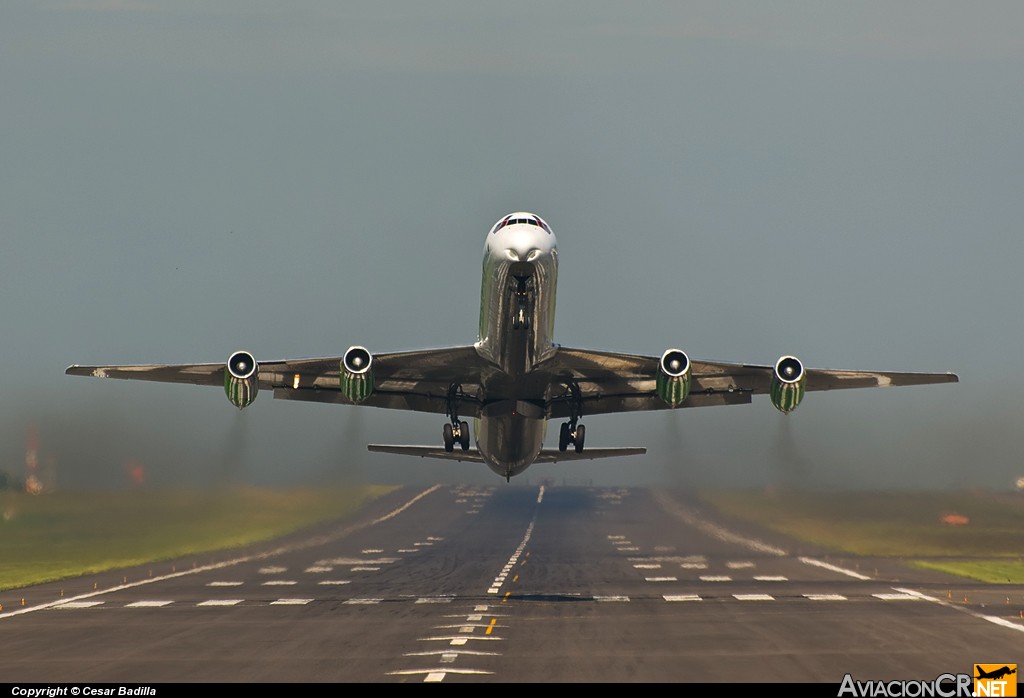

left=367, top=445, right=647, bottom=463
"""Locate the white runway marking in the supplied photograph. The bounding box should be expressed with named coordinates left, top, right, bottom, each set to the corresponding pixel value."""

left=634, top=564, right=661, bottom=569
left=258, top=566, right=287, bottom=574
left=892, top=587, right=1024, bottom=634
left=262, top=580, right=297, bottom=586
left=645, top=576, right=678, bottom=582
left=700, top=575, right=732, bottom=582
left=595, top=595, right=630, bottom=602
left=352, top=566, right=381, bottom=572
left=198, top=599, right=243, bottom=606
left=56, top=601, right=103, bottom=609
left=805, top=594, right=847, bottom=601
left=734, top=594, right=774, bottom=601
left=344, top=598, right=382, bottom=605
left=305, top=566, right=332, bottom=573
left=126, top=600, right=173, bottom=607
left=416, top=597, right=454, bottom=604
left=754, top=575, right=788, bottom=582
left=318, top=580, right=351, bottom=585
left=271, top=599, right=313, bottom=605
left=873, top=593, right=920, bottom=601
left=207, top=581, right=243, bottom=587
left=727, top=561, right=755, bottom=569
left=664, top=594, right=702, bottom=602
left=799, top=557, right=872, bottom=580
left=653, top=491, right=787, bottom=556
left=681, top=563, right=708, bottom=569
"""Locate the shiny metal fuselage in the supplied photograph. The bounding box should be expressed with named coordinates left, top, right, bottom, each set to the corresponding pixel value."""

left=473, top=215, right=559, bottom=478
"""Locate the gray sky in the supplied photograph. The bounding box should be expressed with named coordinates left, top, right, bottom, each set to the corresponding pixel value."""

left=1, top=1, right=1021, bottom=490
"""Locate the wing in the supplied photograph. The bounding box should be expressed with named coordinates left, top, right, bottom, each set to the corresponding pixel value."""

left=539, top=347, right=959, bottom=418
left=366, top=445, right=647, bottom=463
left=66, top=346, right=493, bottom=416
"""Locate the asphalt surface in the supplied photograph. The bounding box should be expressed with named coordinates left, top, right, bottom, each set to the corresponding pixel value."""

left=0, top=484, right=1021, bottom=683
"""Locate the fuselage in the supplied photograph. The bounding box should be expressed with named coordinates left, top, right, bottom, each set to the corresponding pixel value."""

left=473, top=212, right=559, bottom=478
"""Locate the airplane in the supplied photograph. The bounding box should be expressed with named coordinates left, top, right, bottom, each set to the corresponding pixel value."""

left=66, top=211, right=959, bottom=481
left=975, top=666, right=1016, bottom=681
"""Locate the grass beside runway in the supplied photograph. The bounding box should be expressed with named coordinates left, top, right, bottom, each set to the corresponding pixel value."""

left=0, top=485, right=397, bottom=591
left=700, top=489, right=1024, bottom=583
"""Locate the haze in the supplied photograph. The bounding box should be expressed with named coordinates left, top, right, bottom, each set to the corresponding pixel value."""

left=0, top=2, right=1020, bottom=490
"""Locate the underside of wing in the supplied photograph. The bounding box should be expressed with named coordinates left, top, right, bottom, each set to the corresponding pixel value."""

left=366, top=445, right=647, bottom=463
left=541, top=346, right=958, bottom=417
left=67, top=345, right=493, bottom=416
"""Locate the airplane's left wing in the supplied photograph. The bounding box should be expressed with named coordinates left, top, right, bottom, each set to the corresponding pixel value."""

left=540, top=347, right=959, bottom=418
left=66, top=345, right=493, bottom=416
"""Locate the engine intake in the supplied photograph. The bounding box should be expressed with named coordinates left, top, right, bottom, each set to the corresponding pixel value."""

left=224, top=350, right=259, bottom=408
left=770, top=355, right=805, bottom=413
left=656, top=348, right=691, bottom=407
left=341, top=346, right=374, bottom=402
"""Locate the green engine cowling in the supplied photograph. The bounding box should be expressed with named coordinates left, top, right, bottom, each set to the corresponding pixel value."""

left=770, top=355, right=805, bottom=413
left=341, top=346, right=374, bottom=402
left=656, top=349, right=691, bottom=407
left=224, top=350, right=259, bottom=409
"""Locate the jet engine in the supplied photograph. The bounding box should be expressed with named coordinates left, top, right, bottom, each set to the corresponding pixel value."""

left=341, top=345, right=374, bottom=402
left=770, top=355, right=806, bottom=413
left=656, top=349, right=691, bottom=407
left=224, top=350, right=259, bottom=408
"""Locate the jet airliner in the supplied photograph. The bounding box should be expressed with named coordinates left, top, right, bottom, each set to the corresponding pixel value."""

left=67, top=212, right=958, bottom=480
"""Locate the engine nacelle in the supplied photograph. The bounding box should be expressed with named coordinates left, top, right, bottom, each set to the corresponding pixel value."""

left=656, top=349, right=691, bottom=407
left=770, top=355, right=806, bottom=413
left=224, top=350, right=259, bottom=409
left=341, top=345, right=374, bottom=402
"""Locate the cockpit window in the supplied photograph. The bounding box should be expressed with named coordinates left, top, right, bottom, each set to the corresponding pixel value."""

left=490, top=214, right=552, bottom=235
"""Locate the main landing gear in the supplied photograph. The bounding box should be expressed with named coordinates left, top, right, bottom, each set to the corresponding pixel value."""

left=442, top=383, right=470, bottom=452
left=557, top=379, right=586, bottom=454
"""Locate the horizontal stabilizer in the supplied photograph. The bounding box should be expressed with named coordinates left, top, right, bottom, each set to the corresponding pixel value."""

left=367, top=445, right=647, bottom=463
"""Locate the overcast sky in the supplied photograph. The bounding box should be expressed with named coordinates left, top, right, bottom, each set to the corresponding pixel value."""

left=1, top=2, right=1021, bottom=490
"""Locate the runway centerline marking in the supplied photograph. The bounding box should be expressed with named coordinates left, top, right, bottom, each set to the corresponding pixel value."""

left=125, top=600, right=173, bottom=607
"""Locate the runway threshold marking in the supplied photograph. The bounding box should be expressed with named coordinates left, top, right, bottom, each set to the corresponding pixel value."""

left=125, top=600, right=173, bottom=607
left=0, top=485, right=442, bottom=621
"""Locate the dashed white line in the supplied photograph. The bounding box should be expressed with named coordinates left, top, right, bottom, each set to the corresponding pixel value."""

left=799, top=557, right=872, bottom=580
left=873, top=593, right=920, bottom=601
left=198, top=599, right=243, bottom=606
left=595, top=595, right=630, bottom=602
left=317, top=580, right=351, bottom=586
left=125, top=600, right=173, bottom=607
left=754, top=575, right=788, bottom=582
left=207, top=581, right=243, bottom=587
left=271, top=599, right=313, bottom=605
left=344, top=598, right=382, bottom=605
left=734, top=594, right=774, bottom=601
left=262, top=580, right=297, bottom=586
left=645, top=576, right=678, bottom=582
left=805, top=594, right=847, bottom=601
left=664, top=594, right=702, bottom=602
left=700, top=575, right=732, bottom=582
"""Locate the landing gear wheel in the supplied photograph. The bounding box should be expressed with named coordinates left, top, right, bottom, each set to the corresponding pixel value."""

left=459, top=420, right=470, bottom=450
left=443, top=422, right=454, bottom=452
left=574, top=424, right=586, bottom=454
left=559, top=422, right=570, bottom=452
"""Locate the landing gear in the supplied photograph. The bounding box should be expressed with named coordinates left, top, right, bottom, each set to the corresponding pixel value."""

left=442, top=384, right=471, bottom=452
left=556, top=379, right=586, bottom=454
left=510, top=275, right=533, bottom=330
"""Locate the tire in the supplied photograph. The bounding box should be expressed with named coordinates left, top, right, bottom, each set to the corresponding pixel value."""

left=459, top=421, right=470, bottom=450
left=559, top=422, right=570, bottom=452
left=443, top=422, right=454, bottom=452
left=574, top=424, right=586, bottom=454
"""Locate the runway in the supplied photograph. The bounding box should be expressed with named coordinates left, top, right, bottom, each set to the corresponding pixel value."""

left=0, top=485, right=1020, bottom=683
